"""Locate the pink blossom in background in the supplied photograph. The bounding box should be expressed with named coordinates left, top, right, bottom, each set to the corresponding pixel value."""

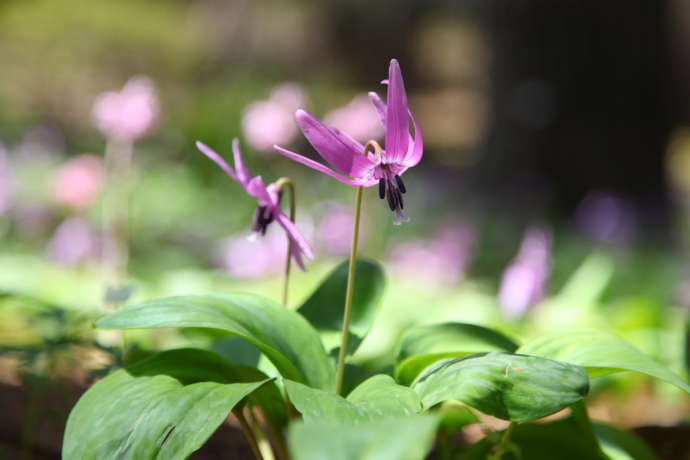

left=218, top=230, right=286, bottom=279
left=324, top=94, right=385, bottom=143
left=0, top=144, right=11, bottom=214
left=53, top=155, right=104, bottom=211
left=92, top=76, right=159, bottom=142
left=575, top=191, right=636, bottom=245
left=315, top=203, right=368, bottom=256
left=242, top=83, right=307, bottom=152
left=48, top=217, right=100, bottom=266
left=499, top=227, right=552, bottom=318
left=388, top=223, right=476, bottom=287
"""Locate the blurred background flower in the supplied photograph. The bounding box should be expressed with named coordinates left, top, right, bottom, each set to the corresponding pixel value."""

left=499, top=227, right=552, bottom=318
left=52, top=155, right=104, bottom=211
left=241, top=83, right=306, bottom=152
left=92, top=76, right=159, bottom=143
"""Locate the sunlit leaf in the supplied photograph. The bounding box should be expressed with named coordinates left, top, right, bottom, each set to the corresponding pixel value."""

left=412, top=352, right=589, bottom=422
left=395, top=322, right=518, bottom=385
left=517, top=330, right=690, bottom=393
left=63, top=348, right=270, bottom=460
left=285, top=374, right=421, bottom=423
left=96, top=294, right=334, bottom=390
left=288, top=415, right=439, bottom=460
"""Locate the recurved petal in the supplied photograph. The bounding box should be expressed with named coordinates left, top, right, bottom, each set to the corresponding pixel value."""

left=368, top=91, right=387, bottom=127
left=403, top=108, right=424, bottom=167
left=295, top=110, right=373, bottom=178
left=231, top=138, right=252, bottom=185
left=246, top=176, right=273, bottom=205
left=276, top=211, right=314, bottom=261
left=273, top=145, right=377, bottom=187
left=196, top=141, right=237, bottom=182
left=385, top=59, right=410, bottom=163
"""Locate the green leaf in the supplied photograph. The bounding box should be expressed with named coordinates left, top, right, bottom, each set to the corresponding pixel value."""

left=395, top=322, right=519, bottom=385
left=517, top=330, right=690, bottom=393
left=63, top=348, right=270, bottom=460
left=288, top=415, right=439, bottom=460
left=298, top=260, right=385, bottom=353
left=284, top=375, right=421, bottom=423
left=96, top=294, right=334, bottom=390
left=463, top=416, right=604, bottom=460
left=345, top=375, right=421, bottom=417
left=593, top=423, right=658, bottom=460
left=412, top=352, right=589, bottom=422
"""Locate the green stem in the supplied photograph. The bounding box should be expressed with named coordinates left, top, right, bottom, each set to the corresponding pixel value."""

left=247, top=408, right=276, bottom=460
left=236, top=409, right=264, bottom=460
left=493, top=422, right=517, bottom=459
left=275, top=178, right=296, bottom=307
left=334, top=185, right=364, bottom=395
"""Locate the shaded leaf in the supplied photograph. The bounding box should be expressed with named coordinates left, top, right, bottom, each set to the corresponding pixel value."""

left=395, top=322, right=518, bottom=385
left=413, top=352, right=589, bottom=422
left=298, top=260, right=385, bottom=353
left=463, top=416, right=604, bottom=460
left=517, top=330, right=690, bottom=393
left=96, top=294, right=334, bottom=390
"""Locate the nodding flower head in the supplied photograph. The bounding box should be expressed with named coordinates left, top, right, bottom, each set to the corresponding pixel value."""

left=195, top=138, right=314, bottom=269
left=274, top=59, right=423, bottom=225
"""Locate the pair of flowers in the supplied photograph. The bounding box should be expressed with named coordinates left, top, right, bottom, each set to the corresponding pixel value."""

left=196, top=59, right=423, bottom=268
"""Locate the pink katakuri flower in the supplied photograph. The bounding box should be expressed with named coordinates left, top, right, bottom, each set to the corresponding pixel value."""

left=274, top=59, right=423, bottom=224
left=196, top=138, right=314, bottom=269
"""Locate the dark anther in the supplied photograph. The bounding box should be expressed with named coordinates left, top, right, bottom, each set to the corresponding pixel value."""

left=252, top=205, right=275, bottom=235
left=379, top=178, right=386, bottom=199
left=395, top=175, right=406, bottom=194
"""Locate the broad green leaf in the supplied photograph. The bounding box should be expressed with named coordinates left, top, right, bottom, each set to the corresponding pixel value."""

left=288, top=415, right=439, bottom=460
left=395, top=322, right=519, bottom=385
left=413, top=352, right=589, bottom=422
left=63, top=348, right=270, bottom=460
left=284, top=375, right=421, bottom=423
left=517, top=330, right=690, bottom=393
left=298, top=259, right=385, bottom=353
left=96, top=294, right=334, bottom=390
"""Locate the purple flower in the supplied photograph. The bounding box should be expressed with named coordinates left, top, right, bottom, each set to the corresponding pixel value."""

left=196, top=138, right=314, bottom=269
left=92, top=76, right=159, bottom=143
left=388, top=223, right=476, bottom=287
left=575, top=191, right=636, bottom=245
left=48, top=217, right=100, bottom=266
left=274, top=59, right=423, bottom=224
left=499, top=227, right=552, bottom=318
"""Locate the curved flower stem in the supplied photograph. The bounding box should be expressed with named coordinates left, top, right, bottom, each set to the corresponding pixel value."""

left=493, top=422, right=517, bottom=459
left=235, top=409, right=264, bottom=460
left=275, top=178, right=296, bottom=307
left=334, top=185, right=364, bottom=395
